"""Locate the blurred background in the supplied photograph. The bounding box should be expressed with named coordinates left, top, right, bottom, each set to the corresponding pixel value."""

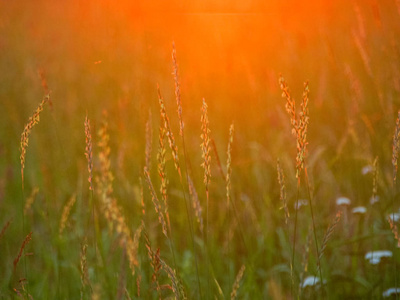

left=1, top=0, right=399, bottom=202
left=1, top=0, right=400, bottom=298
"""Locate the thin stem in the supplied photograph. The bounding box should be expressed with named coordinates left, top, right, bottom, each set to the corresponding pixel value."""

left=20, top=187, right=29, bottom=296
left=304, top=167, right=323, bottom=296
left=291, top=178, right=300, bottom=299
left=393, top=176, right=398, bottom=300
left=172, top=43, right=203, bottom=297
left=89, top=188, right=98, bottom=282
left=179, top=133, right=203, bottom=299
left=206, top=189, right=210, bottom=299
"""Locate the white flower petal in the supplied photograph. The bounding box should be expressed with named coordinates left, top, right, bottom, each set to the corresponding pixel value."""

left=365, top=250, right=392, bottom=264
left=352, top=206, right=367, bottom=214
left=383, top=288, right=400, bottom=297
left=336, top=197, right=351, bottom=206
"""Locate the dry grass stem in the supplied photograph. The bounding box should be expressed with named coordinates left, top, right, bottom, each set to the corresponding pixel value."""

left=201, top=98, right=211, bottom=197
left=144, top=167, right=168, bottom=238
left=392, top=110, right=400, bottom=184
left=319, top=210, right=342, bottom=261
left=152, top=248, right=162, bottom=299
left=231, top=264, right=245, bottom=300
left=96, top=111, right=118, bottom=231
left=96, top=111, right=141, bottom=276
left=160, top=258, right=187, bottom=300
left=80, top=240, right=90, bottom=299
left=226, top=123, right=234, bottom=205
left=59, top=194, right=77, bottom=236
left=279, top=76, right=309, bottom=180
left=277, top=159, right=289, bottom=224
left=135, top=275, right=141, bottom=298
left=144, top=229, right=162, bottom=298
left=126, top=222, right=143, bottom=276
left=24, top=187, right=39, bottom=215
left=13, top=231, right=32, bottom=272
left=85, top=114, right=94, bottom=191
left=212, top=138, right=225, bottom=179
left=0, top=219, right=11, bottom=241
left=298, top=81, right=310, bottom=177
left=157, top=120, right=170, bottom=231
left=388, top=217, right=400, bottom=247
left=158, top=86, right=181, bottom=178
left=299, top=226, right=312, bottom=295
left=188, top=175, right=203, bottom=234
left=172, top=42, right=184, bottom=137
left=279, top=76, right=297, bottom=136
left=20, top=93, right=50, bottom=185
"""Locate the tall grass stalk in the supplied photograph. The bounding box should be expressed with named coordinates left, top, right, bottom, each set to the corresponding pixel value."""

left=230, top=264, right=245, bottom=300
left=144, top=165, right=179, bottom=283
left=304, top=168, right=323, bottom=287
left=13, top=231, right=32, bottom=298
left=144, top=228, right=162, bottom=299
left=200, top=98, right=212, bottom=296
left=226, top=123, right=234, bottom=290
left=20, top=93, right=50, bottom=189
left=277, top=159, right=289, bottom=225
left=279, top=76, right=322, bottom=295
left=19, top=93, right=50, bottom=293
left=277, top=158, right=293, bottom=291
left=224, top=122, right=251, bottom=291
left=188, top=175, right=203, bottom=234
left=166, top=43, right=203, bottom=297
left=95, top=111, right=143, bottom=296
left=298, top=225, right=312, bottom=297
left=85, top=113, right=99, bottom=281
left=144, top=226, right=187, bottom=300
left=0, top=219, right=11, bottom=242
left=157, top=118, right=171, bottom=233
left=59, top=194, right=77, bottom=236
left=80, top=240, right=91, bottom=299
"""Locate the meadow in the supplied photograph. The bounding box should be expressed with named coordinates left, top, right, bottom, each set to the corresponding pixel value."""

left=1, top=0, right=400, bottom=299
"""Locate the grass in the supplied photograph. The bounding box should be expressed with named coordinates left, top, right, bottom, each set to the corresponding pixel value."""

left=1, top=0, right=400, bottom=299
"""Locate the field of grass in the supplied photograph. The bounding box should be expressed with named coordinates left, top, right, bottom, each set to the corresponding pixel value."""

left=2, top=0, right=400, bottom=299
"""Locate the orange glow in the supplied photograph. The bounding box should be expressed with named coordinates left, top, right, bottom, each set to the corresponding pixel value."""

left=1, top=0, right=382, bottom=131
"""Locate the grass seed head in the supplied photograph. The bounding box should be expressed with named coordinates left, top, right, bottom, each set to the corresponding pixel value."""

left=158, top=86, right=181, bottom=178
left=226, top=123, right=234, bottom=205
left=85, top=114, right=94, bottom=191
left=157, top=120, right=170, bottom=231
left=172, top=42, right=184, bottom=137
left=279, top=76, right=310, bottom=179
left=20, top=93, right=50, bottom=186
left=13, top=232, right=33, bottom=272
left=201, top=98, right=211, bottom=193
left=231, top=264, right=246, bottom=300
left=392, top=110, right=400, bottom=183
left=144, top=167, right=168, bottom=238
left=59, top=194, right=77, bottom=236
